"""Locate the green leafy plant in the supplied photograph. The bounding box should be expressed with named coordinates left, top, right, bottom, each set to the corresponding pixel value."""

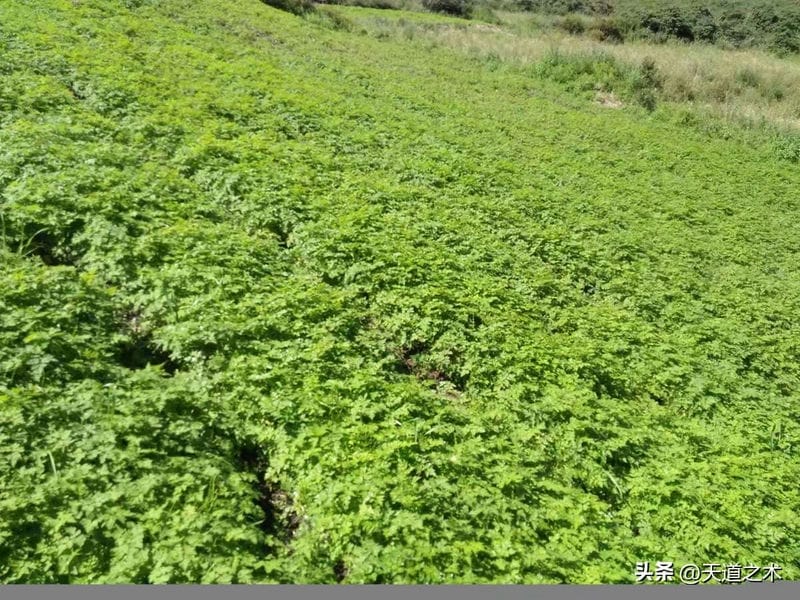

left=2, top=0, right=800, bottom=585
left=774, top=135, right=800, bottom=163
left=629, top=56, right=661, bottom=111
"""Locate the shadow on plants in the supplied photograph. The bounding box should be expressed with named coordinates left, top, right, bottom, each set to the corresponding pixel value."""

left=393, top=340, right=467, bottom=392
left=115, top=310, right=180, bottom=375
left=237, top=444, right=302, bottom=543
left=2, top=226, right=81, bottom=267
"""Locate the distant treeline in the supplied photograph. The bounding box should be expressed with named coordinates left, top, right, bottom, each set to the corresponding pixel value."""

left=266, top=0, right=800, bottom=55
left=518, top=0, right=800, bottom=54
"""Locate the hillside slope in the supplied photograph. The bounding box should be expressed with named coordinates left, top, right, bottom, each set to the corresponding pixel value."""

left=1, top=0, right=799, bottom=583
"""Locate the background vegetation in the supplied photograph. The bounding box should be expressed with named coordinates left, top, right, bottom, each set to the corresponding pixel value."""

left=310, top=0, right=800, bottom=56
left=2, top=0, right=800, bottom=584
left=516, top=1, right=800, bottom=55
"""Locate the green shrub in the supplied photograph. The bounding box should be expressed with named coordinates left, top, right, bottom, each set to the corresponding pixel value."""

left=518, top=0, right=611, bottom=15
left=774, top=135, right=800, bottom=162
left=629, top=57, right=661, bottom=112
left=717, top=9, right=750, bottom=48
left=558, top=14, right=586, bottom=35
left=422, top=0, right=472, bottom=17
left=640, top=7, right=695, bottom=43
left=589, top=0, right=613, bottom=16
left=513, top=0, right=579, bottom=14
left=587, top=17, right=624, bottom=44
left=260, top=0, right=315, bottom=16
left=751, top=5, right=800, bottom=54
left=316, top=0, right=402, bottom=9
left=593, top=1, right=800, bottom=56
left=313, top=5, right=355, bottom=31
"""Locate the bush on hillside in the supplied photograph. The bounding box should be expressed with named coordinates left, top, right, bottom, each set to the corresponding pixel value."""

left=630, top=56, right=661, bottom=112
left=751, top=6, right=800, bottom=55
left=558, top=14, right=586, bottom=35
left=260, top=0, right=316, bottom=15
left=692, top=8, right=719, bottom=43
left=517, top=0, right=612, bottom=14
left=640, top=7, right=695, bottom=43
left=590, top=0, right=613, bottom=16
left=587, top=17, right=624, bottom=43
left=609, top=2, right=800, bottom=55
left=316, top=0, right=402, bottom=9
left=774, top=135, right=800, bottom=163
left=422, top=0, right=472, bottom=17
left=520, top=0, right=800, bottom=56
left=716, top=9, right=750, bottom=48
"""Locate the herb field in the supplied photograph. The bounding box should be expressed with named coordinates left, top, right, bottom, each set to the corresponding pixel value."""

left=1, top=0, right=800, bottom=584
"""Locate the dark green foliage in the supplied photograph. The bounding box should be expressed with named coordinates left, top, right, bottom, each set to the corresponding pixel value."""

left=716, top=9, right=750, bottom=48
left=314, top=5, right=357, bottom=30
left=622, top=1, right=800, bottom=53
left=630, top=56, right=661, bottom=111
left=692, top=7, right=718, bottom=42
left=317, top=0, right=402, bottom=9
left=515, top=0, right=612, bottom=14
left=261, top=0, right=316, bottom=15
left=423, top=0, right=473, bottom=17
left=591, top=0, right=614, bottom=15
left=587, top=17, right=624, bottom=43
left=774, top=135, right=800, bottom=163
left=640, top=7, right=695, bottom=42
left=521, top=0, right=800, bottom=56
left=558, top=14, right=586, bottom=35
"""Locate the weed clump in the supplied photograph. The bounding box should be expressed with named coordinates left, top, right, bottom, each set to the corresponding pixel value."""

left=630, top=56, right=662, bottom=111
left=774, top=135, right=800, bottom=163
